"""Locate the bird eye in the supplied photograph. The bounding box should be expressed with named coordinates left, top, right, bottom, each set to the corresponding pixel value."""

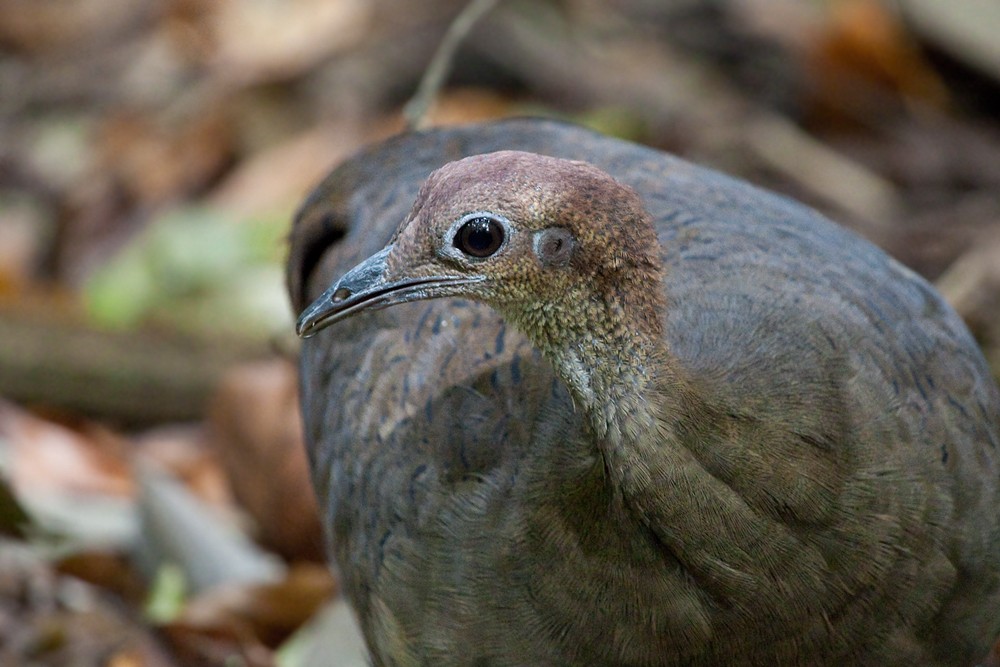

left=454, top=216, right=505, bottom=258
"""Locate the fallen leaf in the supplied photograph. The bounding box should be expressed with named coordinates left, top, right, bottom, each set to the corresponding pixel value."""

left=179, top=563, right=336, bottom=648
left=807, top=0, right=949, bottom=126
left=135, top=464, right=283, bottom=593
left=0, top=540, right=178, bottom=667
left=207, top=122, right=371, bottom=220
left=55, top=550, right=146, bottom=604
left=208, top=359, right=325, bottom=563
left=160, top=620, right=274, bottom=667
left=136, top=425, right=233, bottom=512
left=1, top=403, right=133, bottom=499
left=208, top=0, right=373, bottom=84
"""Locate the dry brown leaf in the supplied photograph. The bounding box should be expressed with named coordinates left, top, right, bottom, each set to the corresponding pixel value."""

left=136, top=426, right=234, bottom=512
left=426, top=87, right=519, bottom=126
left=207, top=0, right=373, bottom=84
left=807, top=0, right=949, bottom=126
left=55, top=550, right=147, bottom=604
left=207, top=122, right=372, bottom=220
left=106, top=649, right=150, bottom=667
left=160, top=620, right=274, bottom=667
left=178, top=562, right=336, bottom=648
left=1, top=403, right=133, bottom=499
left=208, top=359, right=324, bottom=562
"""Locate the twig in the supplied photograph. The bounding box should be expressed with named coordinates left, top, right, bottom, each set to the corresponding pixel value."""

left=403, top=0, right=501, bottom=130
left=0, top=303, right=269, bottom=425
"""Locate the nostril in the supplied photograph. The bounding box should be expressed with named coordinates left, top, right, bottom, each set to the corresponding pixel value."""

left=332, top=287, right=352, bottom=302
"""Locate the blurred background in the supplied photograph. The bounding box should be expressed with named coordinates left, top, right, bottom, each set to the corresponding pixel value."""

left=1, top=0, right=999, bottom=665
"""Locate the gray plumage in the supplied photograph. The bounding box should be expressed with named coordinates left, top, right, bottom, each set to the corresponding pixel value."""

left=287, top=119, right=1000, bottom=666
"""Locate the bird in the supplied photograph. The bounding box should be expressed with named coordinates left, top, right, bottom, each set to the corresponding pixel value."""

left=287, top=118, right=1000, bottom=666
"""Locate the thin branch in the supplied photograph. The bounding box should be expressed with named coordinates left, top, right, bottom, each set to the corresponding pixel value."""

left=403, top=0, right=502, bottom=130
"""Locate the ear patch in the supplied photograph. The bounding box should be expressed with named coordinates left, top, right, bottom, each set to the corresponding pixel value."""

left=533, top=227, right=576, bottom=268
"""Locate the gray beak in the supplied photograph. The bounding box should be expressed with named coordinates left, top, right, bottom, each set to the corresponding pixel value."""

left=296, top=245, right=483, bottom=338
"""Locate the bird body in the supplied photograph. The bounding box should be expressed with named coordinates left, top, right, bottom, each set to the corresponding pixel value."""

left=288, top=119, right=1000, bottom=666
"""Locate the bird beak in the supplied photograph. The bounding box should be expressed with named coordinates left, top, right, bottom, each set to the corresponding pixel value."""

left=296, top=245, right=483, bottom=338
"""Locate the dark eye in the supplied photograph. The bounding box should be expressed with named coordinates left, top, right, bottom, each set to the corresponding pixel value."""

left=454, top=216, right=505, bottom=258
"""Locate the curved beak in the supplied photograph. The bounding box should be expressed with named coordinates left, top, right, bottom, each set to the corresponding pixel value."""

left=296, top=245, right=483, bottom=338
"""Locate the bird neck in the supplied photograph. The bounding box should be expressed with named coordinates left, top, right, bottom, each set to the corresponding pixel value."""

left=539, top=282, right=680, bottom=443
left=551, top=322, right=669, bottom=443
left=540, top=298, right=832, bottom=614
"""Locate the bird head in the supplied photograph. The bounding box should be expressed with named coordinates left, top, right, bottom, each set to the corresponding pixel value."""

left=296, top=150, right=665, bottom=357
